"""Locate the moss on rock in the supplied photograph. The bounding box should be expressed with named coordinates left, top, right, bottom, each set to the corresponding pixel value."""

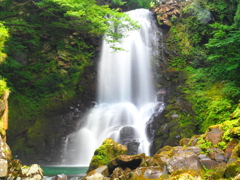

left=87, top=138, right=127, bottom=173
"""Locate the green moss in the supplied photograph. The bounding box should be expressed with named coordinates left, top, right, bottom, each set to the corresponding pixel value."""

left=196, top=136, right=213, bottom=153
left=230, top=104, right=240, bottom=119
left=87, top=138, right=127, bottom=173
left=225, top=160, right=240, bottom=179
left=27, top=120, right=44, bottom=147
left=203, top=166, right=226, bottom=180
left=168, top=169, right=203, bottom=180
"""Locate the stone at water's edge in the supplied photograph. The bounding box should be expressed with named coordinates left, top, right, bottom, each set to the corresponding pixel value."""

left=84, top=106, right=240, bottom=179
left=87, top=138, right=127, bottom=173
left=6, top=159, right=43, bottom=179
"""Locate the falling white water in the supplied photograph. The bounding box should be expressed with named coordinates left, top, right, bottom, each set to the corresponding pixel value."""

left=64, top=9, right=162, bottom=166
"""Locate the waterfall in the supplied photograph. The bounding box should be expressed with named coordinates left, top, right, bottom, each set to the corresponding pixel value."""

left=64, top=9, right=162, bottom=166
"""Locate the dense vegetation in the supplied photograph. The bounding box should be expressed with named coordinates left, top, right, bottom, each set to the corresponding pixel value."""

left=166, top=0, right=240, bottom=132
left=0, top=22, right=9, bottom=96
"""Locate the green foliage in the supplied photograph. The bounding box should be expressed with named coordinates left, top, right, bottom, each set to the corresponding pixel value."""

left=0, top=22, right=9, bottom=96
left=205, top=23, right=240, bottom=83
left=125, top=0, right=152, bottom=9
left=111, top=0, right=126, bottom=6
left=194, top=0, right=239, bottom=24
left=180, top=67, right=238, bottom=132
left=201, top=99, right=232, bottom=131
left=234, top=3, right=240, bottom=29
left=39, top=0, right=139, bottom=44
left=0, top=78, right=9, bottom=96
left=166, top=0, right=240, bottom=134
left=0, top=22, right=8, bottom=63
left=197, top=138, right=212, bottom=152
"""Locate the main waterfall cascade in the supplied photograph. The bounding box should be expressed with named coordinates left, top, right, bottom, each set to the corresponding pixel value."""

left=64, top=9, right=165, bottom=166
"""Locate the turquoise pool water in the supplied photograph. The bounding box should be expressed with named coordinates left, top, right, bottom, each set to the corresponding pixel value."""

left=42, top=166, right=88, bottom=176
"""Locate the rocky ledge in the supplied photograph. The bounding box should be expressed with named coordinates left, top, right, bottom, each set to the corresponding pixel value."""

left=83, top=105, right=240, bottom=180
left=150, top=0, right=187, bottom=27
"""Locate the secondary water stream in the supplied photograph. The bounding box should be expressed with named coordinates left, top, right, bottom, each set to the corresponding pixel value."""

left=64, top=9, right=163, bottom=166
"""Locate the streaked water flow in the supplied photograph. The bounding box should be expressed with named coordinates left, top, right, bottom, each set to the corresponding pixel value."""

left=64, top=9, right=162, bottom=166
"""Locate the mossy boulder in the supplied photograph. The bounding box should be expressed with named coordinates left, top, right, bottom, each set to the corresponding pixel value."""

left=167, top=170, right=203, bottom=180
left=87, top=138, right=127, bottom=173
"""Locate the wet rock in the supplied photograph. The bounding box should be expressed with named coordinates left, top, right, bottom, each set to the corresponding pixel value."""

left=206, top=147, right=227, bottom=163
left=126, top=142, right=140, bottom=155
left=108, top=153, right=145, bottom=173
left=205, top=126, right=223, bottom=145
left=53, top=174, right=68, bottom=180
left=199, top=157, right=218, bottom=169
left=119, top=126, right=139, bottom=155
left=167, top=151, right=203, bottom=173
left=225, top=139, right=239, bottom=159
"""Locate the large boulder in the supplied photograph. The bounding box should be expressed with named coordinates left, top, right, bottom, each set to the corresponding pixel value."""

left=87, top=138, right=127, bottom=173
left=166, top=146, right=203, bottom=173
left=119, top=126, right=140, bottom=155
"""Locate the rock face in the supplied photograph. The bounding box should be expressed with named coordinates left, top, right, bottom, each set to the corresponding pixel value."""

left=0, top=90, right=44, bottom=179
left=146, top=2, right=199, bottom=155
left=0, top=91, right=11, bottom=177
left=150, top=1, right=187, bottom=27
